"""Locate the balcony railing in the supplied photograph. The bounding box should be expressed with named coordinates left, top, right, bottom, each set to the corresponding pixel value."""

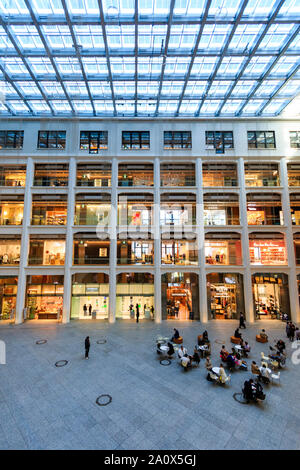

left=117, top=256, right=154, bottom=265
left=28, top=257, right=65, bottom=265
left=73, top=257, right=109, bottom=265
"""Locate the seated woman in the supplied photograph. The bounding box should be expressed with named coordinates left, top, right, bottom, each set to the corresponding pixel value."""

left=276, top=340, right=286, bottom=353
left=203, top=330, right=209, bottom=343
left=234, top=328, right=242, bottom=339
left=181, top=355, right=191, bottom=370
left=220, top=345, right=229, bottom=362
left=156, top=342, right=162, bottom=355
left=167, top=342, right=175, bottom=357
left=218, top=364, right=228, bottom=384
left=171, top=328, right=180, bottom=341
left=205, top=356, right=213, bottom=371
left=178, top=345, right=187, bottom=359
left=260, top=364, right=271, bottom=384
left=251, top=361, right=261, bottom=377
left=233, top=353, right=247, bottom=370
left=192, top=347, right=200, bottom=365
left=226, top=353, right=236, bottom=369
left=259, top=329, right=268, bottom=341
left=243, top=341, right=251, bottom=357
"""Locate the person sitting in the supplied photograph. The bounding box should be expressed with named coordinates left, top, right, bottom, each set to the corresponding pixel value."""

left=226, top=353, right=236, bottom=370
left=243, top=379, right=255, bottom=402
left=167, top=342, right=175, bottom=357
left=181, top=355, right=191, bottom=370
left=276, top=339, right=286, bottom=353
left=234, top=328, right=242, bottom=339
left=192, top=347, right=200, bottom=366
left=156, top=342, right=162, bottom=355
left=233, top=353, right=247, bottom=370
left=178, top=345, right=187, bottom=359
left=243, top=341, right=251, bottom=357
left=251, top=361, right=261, bottom=377
left=220, top=345, right=229, bottom=362
left=260, top=363, right=271, bottom=384
left=259, top=329, right=268, bottom=341
left=218, top=364, right=228, bottom=384
left=205, top=356, right=213, bottom=371
left=202, top=330, right=209, bottom=343
left=171, top=328, right=180, bottom=342
left=203, top=341, right=211, bottom=357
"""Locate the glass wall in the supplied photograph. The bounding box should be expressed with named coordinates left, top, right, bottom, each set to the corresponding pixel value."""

left=77, top=163, right=111, bottom=187
left=202, top=163, right=238, bottom=187
left=0, top=276, right=17, bottom=321
left=118, top=193, right=153, bottom=226
left=0, top=237, right=21, bottom=265
left=75, top=194, right=110, bottom=226
left=247, top=193, right=283, bottom=225
left=162, top=272, right=199, bottom=321
left=290, top=194, right=300, bottom=225
left=205, top=233, right=242, bottom=265
left=26, top=275, right=64, bottom=320
left=34, top=164, right=69, bottom=187
left=160, top=163, right=195, bottom=187
left=71, top=273, right=109, bottom=320
left=207, top=273, right=244, bottom=320
left=73, top=234, right=110, bottom=265
left=160, top=193, right=196, bottom=225
left=253, top=273, right=290, bottom=320
left=31, top=195, right=67, bottom=225
left=28, top=237, right=65, bottom=265
left=0, top=165, right=26, bottom=187
left=249, top=232, right=287, bottom=265
left=0, top=197, right=23, bottom=225
left=204, top=193, right=239, bottom=225
left=288, top=164, right=300, bottom=187
left=117, top=236, right=154, bottom=264
left=116, top=273, right=154, bottom=320
left=244, top=163, right=279, bottom=187
left=118, top=163, right=153, bottom=187
left=161, top=237, right=198, bottom=265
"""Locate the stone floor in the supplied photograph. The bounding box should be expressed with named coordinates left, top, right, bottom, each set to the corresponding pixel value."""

left=0, top=319, right=299, bottom=450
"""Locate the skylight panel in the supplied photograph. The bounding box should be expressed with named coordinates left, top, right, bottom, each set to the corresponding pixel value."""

left=55, top=57, right=81, bottom=75
left=278, top=0, right=300, bottom=18
left=179, top=99, right=199, bottom=114
left=258, top=24, right=295, bottom=52
left=288, top=33, right=300, bottom=50
left=42, top=25, right=73, bottom=49
left=158, top=100, right=178, bottom=114
left=138, top=25, right=168, bottom=50
left=244, top=0, right=277, bottom=19
left=73, top=100, right=93, bottom=113
left=137, top=81, right=159, bottom=96
left=277, top=79, right=300, bottom=96
left=185, top=81, right=207, bottom=97
left=8, top=100, right=30, bottom=113
left=106, top=25, right=135, bottom=51
left=41, top=81, right=65, bottom=96
left=0, top=0, right=29, bottom=14
left=50, top=100, right=72, bottom=113
left=32, top=0, right=64, bottom=15
left=191, top=57, right=218, bottom=77
left=208, top=80, right=233, bottom=97
left=74, top=25, right=104, bottom=50
left=243, top=56, right=274, bottom=78
left=198, top=24, right=232, bottom=51
left=0, top=82, right=17, bottom=96
left=200, top=99, right=221, bottom=114
left=138, top=57, right=163, bottom=76
left=161, top=81, right=184, bottom=97
left=64, top=81, right=88, bottom=96
left=261, top=98, right=287, bottom=115
left=254, top=79, right=281, bottom=97
left=241, top=99, right=265, bottom=114
left=29, top=100, right=51, bottom=112
left=165, top=57, right=190, bottom=76
left=220, top=99, right=243, bottom=114
left=217, top=56, right=245, bottom=78
left=2, top=57, right=29, bottom=75
left=94, top=100, right=114, bottom=113
left=231, top=80, right=257, bottom=97
left=16, top=81, right=42, bottom=97
left=174, top=0, right=205, bottom=17
left=27, top=57, right=55, bottom=76
left=66, top=0, right=99, bottom=14
left=137, top=100, right=157, bottom=114
left=138, top=0, right=171, bottom=16
left=169, top=25, right=199, bottom=51
left=228, top=24, right=262, bottom=52
left=0, top=29, right=14, bottom=49
left=113, top=81, right=135, bottom=96
left=116, top=99, right=135, bottom=114
left=12, top=25, right=44, bottom=51
left=209, top=0, right=242, bottom=18
left=110, top=57, right=135, bottom=77
left=269, top=56, right=299, bottom=77
left=82, top=57, right=108, bottom=76
left=0, top=101, right=9, bottom=113
left=102, top=0, right=135, bottom=17
left=89, top=81, right=112, bottom=97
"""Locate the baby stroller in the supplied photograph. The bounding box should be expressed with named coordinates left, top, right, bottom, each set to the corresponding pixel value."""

left=243, top=380, right=266, bottom=403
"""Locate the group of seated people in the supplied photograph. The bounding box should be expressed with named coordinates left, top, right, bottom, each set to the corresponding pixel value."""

left=156, top=342, right=175, bottom=358
left=220, top=345, right=248, bottom=370
left=178, top=345, right=201, bottom=370
left=251, top=361, right=271, bottom=384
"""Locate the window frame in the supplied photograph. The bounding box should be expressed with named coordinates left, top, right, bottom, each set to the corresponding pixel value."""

left=121, top=131, right=150, bottom=150
left=0, top=130, right=24, bottom=149
left=80, top=130, right=108, bottom=153
left=37, top=130, right=66, bottom=149
left=163, top=131, right=192, bottom=149
left=289, top=131, right=300, bottom=149
left=205, top=131, right=234, bottom=153
left=247, top=131, right=276, bottom=149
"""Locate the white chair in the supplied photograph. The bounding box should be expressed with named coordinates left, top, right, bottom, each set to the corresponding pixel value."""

left=261, top=352, right=270, bottom=362
left=271, top=371, right=281, bottom=384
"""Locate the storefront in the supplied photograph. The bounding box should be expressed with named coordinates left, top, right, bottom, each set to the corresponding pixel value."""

left=75, top=193, right=111, bottom=226
left=244, top=163, right=279, bottom=187
left=0, top=195, right=23, bottom=225
left=77, top=163, right=111, bottom=187
left=71, top=273, right=109, bottom=320
left=252, top=273, right=290, bottom=319
left=249, top=233, right=287, bottom=265
left=160, top=193, right=196, bottom=225
left=161, top=235, right=198, bottom=265
left=247, top=193, right=283, bottom=225
left=118, top=193, right=153, bottom=227
left=202, top=163, right=238, bottom=187
left=162, top=272, right=199, bottom=321
left=26, top=275, right=64, bottom=320
left=0, top=276, right=17, bottom=321
left=205, top=233, right=242, bottom=265
left=204, top=193, right=240, bottom=226
left=0, top=165, right=26, bottom=187
left=73, top=233, right=110, bottom=265
left=0, top=236, right=21, bottom=265
left=33, top=163, right=69, bottom=187
left=117, top=233, right=154, bottom=265
left=116, top=273, right=154, bottom=320
left=118, top=163, right=154, bottom=187
left=207, top=273, right=244, bottom=320
left=31, top=195, right=67, bottom=225
left=290, top=194, right=300, bottom=225
left=28, top=236, right=65, bottom=265
left=160, top=163, right=195, bottom=187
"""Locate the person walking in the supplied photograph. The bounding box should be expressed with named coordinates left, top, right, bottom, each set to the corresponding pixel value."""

left=88, top=304, right=92, bottom=316
left=85, top=336, right=90, bottom=359
left=83, top=304, right=87, bottom=317
left=136, top=303, right=140, bottom=323
left=239, top=312, right=246, bottom=329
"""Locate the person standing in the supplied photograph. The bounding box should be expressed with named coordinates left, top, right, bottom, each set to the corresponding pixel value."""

left=83, top=304, right=87, bottom=317
left=85, top=336, right=90, bottom=360
left=88, top=304, right=92, bottom=316
left=239, top=312, right=246, bottom=329
left=136, top=303, right=140, bottom=323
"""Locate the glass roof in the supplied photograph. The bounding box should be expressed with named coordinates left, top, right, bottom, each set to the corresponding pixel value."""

left=0, top=0, right=299, bottom=117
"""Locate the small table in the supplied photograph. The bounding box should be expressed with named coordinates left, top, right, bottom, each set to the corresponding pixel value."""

left=160, top=345, right=169, bottom=353
left=212, top=367, right=220, bottom=375
left=234, top=345, right=243, bottom=353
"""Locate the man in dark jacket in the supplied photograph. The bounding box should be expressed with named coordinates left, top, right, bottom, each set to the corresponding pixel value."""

left=239, top=313, right=246, bottom=329
left=85, top=336, right=90, bottom=359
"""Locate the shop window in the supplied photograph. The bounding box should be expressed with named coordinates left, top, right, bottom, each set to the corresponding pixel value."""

left=26, top=275, right=64, bottom=320
left=80, top=131, right=108, bottom=153
left=0, top=276, right=18, bottom=321
left=28, top=238, right=65, bottom=265
left=118, top=164, right=154, bottom=187
left=0, top=237, right=21, bottom=265
left=77, top=163, right=111, bottom=187
left=253, top=274, right=290, bottom=320
left=71, top=273, right=109, bottom=320
left=287, top=164, right=300, bottom=187
left=247, top=193, right=283, bottom=225
left=160, top=163, right=195, bottom=187
left=122, top=131, right=150, bottom=150
left=0, top=131, right=24, bottom=149
left=75, top=193, right=111, bottom=226
left=162, top=272, right=199, bottom=321
left=31, top=195, right=67, bottom=225
left=289, top=131, right=300, bottom=149
left=116, top=273, right=154, bottom=320
left=205, top=131, right=234, bottom=153
left=0, top=197, right=23, bottom=225
left=202, top=163, right=237, bottom=187
left=249, top=233, right=287, bottom=265
left=204, top=193, right=240, bottom=226
left=37, top=130, right=66, bottom=149
left=0, top=165, right=26, bottom=187
left=34, top=164, right=69, bottom=187
left=73, top=235, right=110, bottom=265
left=164, top=131, right=192, bottom=149
left=118, top=193, right=153, bottom=227
left=247, top=131, right=276, bottom=149
left=117, top=236, right=154, bottom=265
left=207, top=273, right=244, bottom=320
left=161, top=237, right=198, bottom=265
left=205, top=233, right=242, bottom=265
left=245, top=163, right=279, bottom=187
left=160, top=193, right=196, bottom=226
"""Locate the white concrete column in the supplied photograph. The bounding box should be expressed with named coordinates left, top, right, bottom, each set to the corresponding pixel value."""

left=109, top=157, right=118, bottom=323
left=62, top=157, right=76, bottom=323
left=238, top=158, right=254, bottom=323
left=15, top=157, right=34, bottom=324
left=280, top=158, right=300, bottom=323
left=196, top=158, right=207, bottom=323
left=154, top=157, right=161, bottom=323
